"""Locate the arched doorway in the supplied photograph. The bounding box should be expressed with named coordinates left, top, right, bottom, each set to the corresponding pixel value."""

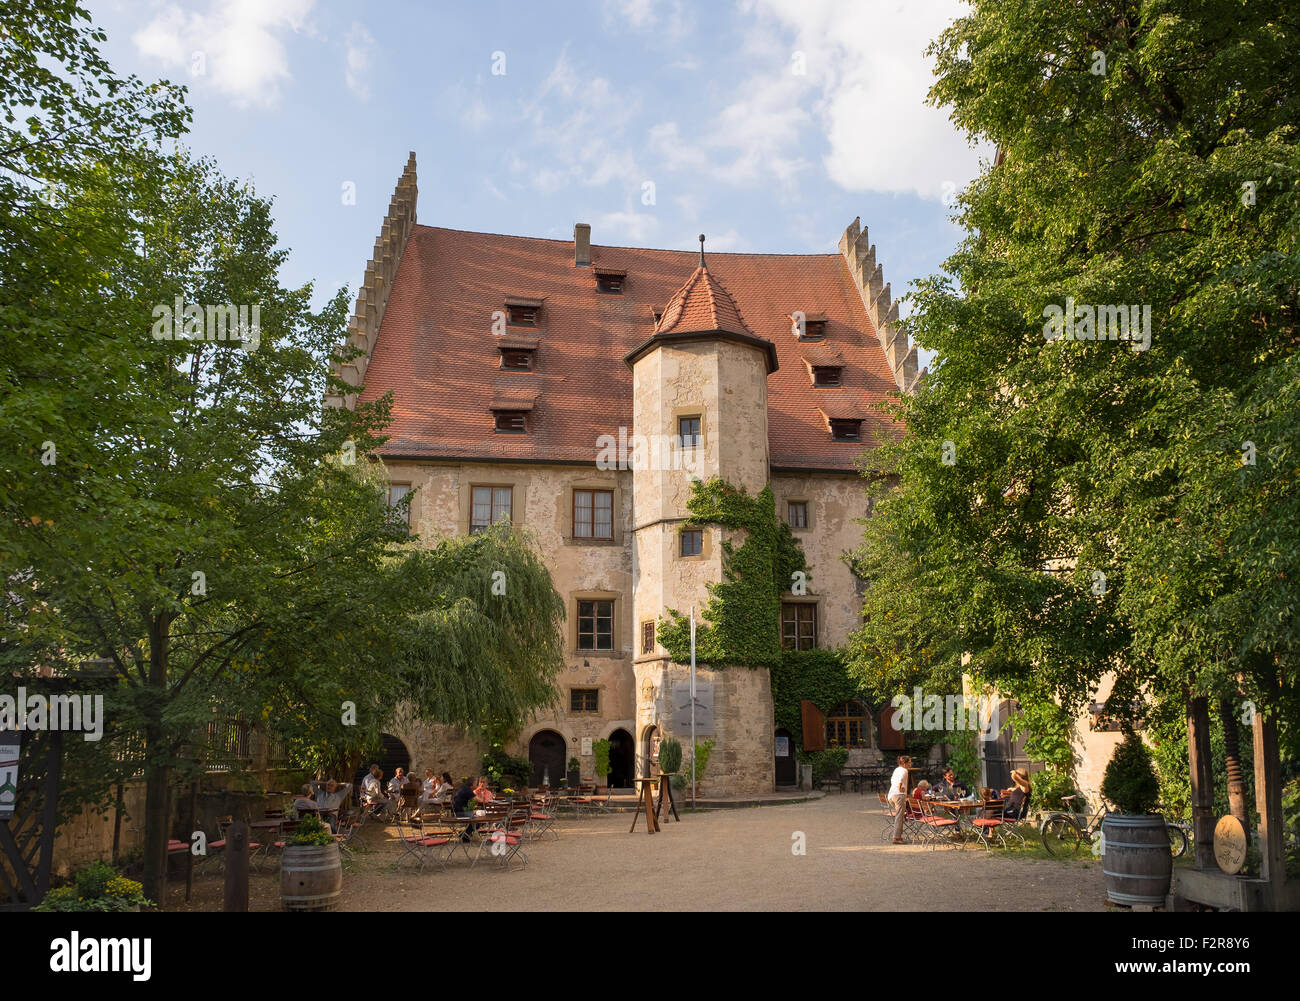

left=352, top=733, right=410, bottom=790
left=985, top=700, right=1039, bottom=791
left=607, top=729, right=634, bottom=788
left=528, top=730, right=567, bottom=788
left=774, top=728, right=796, bottom=786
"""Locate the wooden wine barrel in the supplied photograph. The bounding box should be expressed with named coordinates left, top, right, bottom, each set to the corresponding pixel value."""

left=1101, top=814, right=1173, bottom=907
left=280, top=843, right=342, bottom=912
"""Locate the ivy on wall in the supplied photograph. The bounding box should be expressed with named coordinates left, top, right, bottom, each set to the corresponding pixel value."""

left=657, top=478, right=807, bottom=670
left=770, top=648, right=869, bottom=749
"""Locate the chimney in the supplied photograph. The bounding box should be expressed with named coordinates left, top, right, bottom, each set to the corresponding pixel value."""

left=574, top=223, right=591, bottom=267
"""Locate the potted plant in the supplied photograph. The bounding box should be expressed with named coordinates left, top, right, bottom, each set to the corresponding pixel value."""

left=281, top=812, right=343, bottom=912
left=34, top=860, right=154, bottom=912
left=567, top=756, right=581, bottom=789
left=593, top=738, right=611, bottom=790
left=1099, top=730, right=1171, bottom=907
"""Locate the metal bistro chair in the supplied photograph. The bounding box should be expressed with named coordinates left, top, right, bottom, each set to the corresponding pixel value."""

left=916, top=799, right=961, bottom=850
left=967, top=798, right=1009, bottom=850
left=878, top=792, right=926, bottom=845
left=528, top=793, right=559, bottom=842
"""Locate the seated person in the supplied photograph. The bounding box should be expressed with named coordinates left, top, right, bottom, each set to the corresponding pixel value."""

left=388, top=767, right=408, bottom=799
left=418, top=768, right=437, bottom=808
left=430, top=771, right=455, bottom=805
left=930, top=766, right=968, bottom=800
left=910, top=779, right=931, bottom=801
left=451, top=777, right=477, bottom=840
left=291, top=784, right=317, bottom=815
left=310, top=778, right=352, bottom=832
left=472, top=776, right=495, bottom=805
left=361, top=765, right=393, bottom=818
left=999, top=769, right=1033, bottom=820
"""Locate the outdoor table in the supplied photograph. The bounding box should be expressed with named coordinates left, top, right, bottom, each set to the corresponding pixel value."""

left=929, top=799, right=1003, bottom=840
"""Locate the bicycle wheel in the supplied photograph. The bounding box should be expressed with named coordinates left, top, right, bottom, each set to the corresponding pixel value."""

left=1167, top=824, right=1189, bottom=858
left=1041, top=815, right=1081, bottom=857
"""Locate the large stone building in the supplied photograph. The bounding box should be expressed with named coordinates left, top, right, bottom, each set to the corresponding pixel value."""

left=329, top=155, right=916, bottom=795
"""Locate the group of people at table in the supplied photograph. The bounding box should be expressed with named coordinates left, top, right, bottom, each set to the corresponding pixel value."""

left=885, top=754, right=1032, bottom=844
left=287, top=767, right=504, bottom=834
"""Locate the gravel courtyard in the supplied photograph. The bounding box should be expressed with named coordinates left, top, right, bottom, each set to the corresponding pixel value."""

left=167, top=794, right=1107, bottom=912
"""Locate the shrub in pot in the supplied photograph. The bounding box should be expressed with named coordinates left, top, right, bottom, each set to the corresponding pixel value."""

left=593, top=739, right=611, bottom=789
left=567, top=757, right=581, bottom=788
left=1099, top=730, right=1170, bottom=907
left=34, top=860, right=154, bottom=912
left=281, top=813, right=343, bottom=912
left=658, top=737, right=682, bottom=776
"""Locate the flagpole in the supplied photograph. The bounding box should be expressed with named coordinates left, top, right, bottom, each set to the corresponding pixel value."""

left=690, top=605, right=696, bottom=810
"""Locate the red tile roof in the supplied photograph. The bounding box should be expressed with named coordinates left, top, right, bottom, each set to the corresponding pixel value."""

left=358, top=226, right=903, bottom=470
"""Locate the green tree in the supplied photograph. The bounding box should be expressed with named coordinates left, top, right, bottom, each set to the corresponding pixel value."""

left=850, top=2, right=1299, bottom=753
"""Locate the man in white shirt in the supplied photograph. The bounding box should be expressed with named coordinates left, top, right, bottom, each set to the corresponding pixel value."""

left=887, top=755, right=914, bottom=844
left=310, top=778, right=352, bottom=832
left=362, top=765, right=392, bottom=819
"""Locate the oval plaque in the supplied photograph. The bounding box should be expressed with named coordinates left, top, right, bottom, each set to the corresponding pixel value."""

left=1213, top=815, right=1247, bottom=874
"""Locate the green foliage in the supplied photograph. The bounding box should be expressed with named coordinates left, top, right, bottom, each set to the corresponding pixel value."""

left=592, top=738, right=611, bottom=779
left=34, top=861, right=153, bottom=912
left=797, top=747, right=849, bottom=783
left=673, top=738, right=717, bottom=791
left=943, top=727, right=980, bottom=790
left=1030, top=769, right=1080, bottom=813
left=482, top=746, right=534, bottom=787
left=567, top=757, right=580, bottom=773
left=1102, top=732, right=1162, bottom=816
left=658, top=737, right=682, bottom=775
left=770, top=648, right=868, bottom=749
left=289, top=813, right=336, bottom=847
left=843, top=0, right=1300, bottom=762
left=657, top=479, right=807, bottom=669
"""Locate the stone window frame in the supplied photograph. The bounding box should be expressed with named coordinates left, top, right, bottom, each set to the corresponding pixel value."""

left=564, top=478, right=624, bottom=546
left=459, top=476, right=527, bottom=536
left=780, top=600, right=818, bottom=651
left=569, top=687, right=600, bottom=713
left=571, top=589, right=623, bottom=657
left=785, top=498, right=812, bottom=532
left=640, top=620, right=655, bottom=656
left=826, top=699, right=872, bottom=749
left=572, top=487, right=615, bottom=542
left=674, top=409, right=704, bottom=451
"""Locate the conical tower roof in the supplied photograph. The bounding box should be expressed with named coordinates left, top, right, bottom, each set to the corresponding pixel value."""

left=654, top=264, right=753, bottom=337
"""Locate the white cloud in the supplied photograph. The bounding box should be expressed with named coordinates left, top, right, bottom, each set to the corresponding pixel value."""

left=344, top=22, right=375, bottom=99
left=132, top=0, right=315, bottom=109
left=602, top=0, right=692, bottom=39
left=597, top=210, right=660, bottom=244
left=745, top=0, right=991, bottom=200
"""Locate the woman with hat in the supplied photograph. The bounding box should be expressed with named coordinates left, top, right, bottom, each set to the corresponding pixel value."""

left=999, top=769, right=1032, bottom=821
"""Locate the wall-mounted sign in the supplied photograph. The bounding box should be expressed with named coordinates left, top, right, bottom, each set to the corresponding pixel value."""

left=775, top=736, right=790, bottom=757
left=581, top=737, right=593, bottom=757
left=0, top=730, right=20, bottom=820
left=671, top=682, right=714, bottom=735
left=1213, top=815, right=1247, bottom=874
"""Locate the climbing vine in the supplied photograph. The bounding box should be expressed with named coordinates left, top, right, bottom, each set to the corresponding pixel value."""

left=656, top=478, right=807, bottom=669
left=770, top=648, right=868, bottom=747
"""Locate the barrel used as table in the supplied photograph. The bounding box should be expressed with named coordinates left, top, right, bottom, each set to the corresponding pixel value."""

left=281, top=843, right=343, bottom=911
left=1101, top=814, right=1173, bottom=907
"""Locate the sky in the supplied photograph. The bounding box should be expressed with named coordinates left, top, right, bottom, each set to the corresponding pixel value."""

left=86, top=0, right=991, bottom=362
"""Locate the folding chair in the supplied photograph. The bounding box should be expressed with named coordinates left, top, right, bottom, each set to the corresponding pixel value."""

left=333, top=810, right=365, bottom=858
left=483, top=802, right=531, bottom=872
left=586, top=788, right=612, bottom=815
left=967, top=799, right=1008, bottom=850
left=878, top=792, right=926, bottom=844
left=916, top=800, right=960, bottom=850
left=527, top=794, right=559, bottom=841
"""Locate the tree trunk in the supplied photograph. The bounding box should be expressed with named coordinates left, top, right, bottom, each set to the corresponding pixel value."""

left=1218, top=697, right=1250, bottom=848
left=141, top=613, right=171, bottom=905
left=1186, top=695, right=1216, bottom=869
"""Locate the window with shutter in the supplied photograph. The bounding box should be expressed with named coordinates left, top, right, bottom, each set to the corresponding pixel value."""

left=800, top=700, right=826, bottom=752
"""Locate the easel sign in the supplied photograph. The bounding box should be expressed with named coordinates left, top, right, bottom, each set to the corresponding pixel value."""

left=0, top=729, right=20, bottom=820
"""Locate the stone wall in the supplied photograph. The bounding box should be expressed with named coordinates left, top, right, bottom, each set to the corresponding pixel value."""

left=634, top=660, right=775, bottom=797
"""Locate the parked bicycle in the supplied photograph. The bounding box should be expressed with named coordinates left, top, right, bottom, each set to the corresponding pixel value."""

left=1039, top=795, right=1188, bottom=858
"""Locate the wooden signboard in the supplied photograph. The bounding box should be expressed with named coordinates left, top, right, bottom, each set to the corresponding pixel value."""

left=1213, top=814, right=1247, bottom=875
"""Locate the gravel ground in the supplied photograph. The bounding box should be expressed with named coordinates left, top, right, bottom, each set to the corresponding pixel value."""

left=164, top=795, right=1106, bottom=912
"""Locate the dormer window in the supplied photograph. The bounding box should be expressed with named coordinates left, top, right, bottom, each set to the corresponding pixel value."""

left=595, top=269, right=626, bottom=295
left=812, top=366, right=842, bottom=388
left=500, top=348, right=535, bottom=371
left=652, top=308, right=663, bottom=325
left=507, top=305, right=538, bottom=327
left=494, top=411, right=527, bottom=433
left=504, top=297, right=544, bottom=328
left=792, top=312, right=827, bottom=340
left=829, top=419, right=861, bottom=442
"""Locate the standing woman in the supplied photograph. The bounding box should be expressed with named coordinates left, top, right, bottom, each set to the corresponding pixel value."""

left=888, top=755, right=913, bottom=844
